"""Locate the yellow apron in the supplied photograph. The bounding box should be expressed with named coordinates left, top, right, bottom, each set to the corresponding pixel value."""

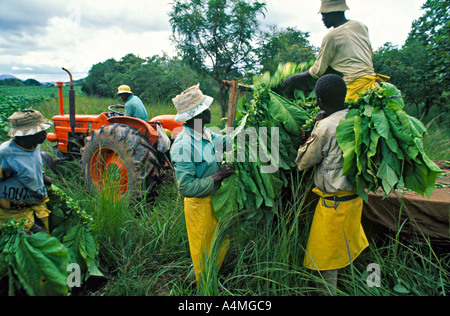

left=0, top=198, right=51, bottom=233
left=304, top=188, right=369, bottom=271
left=346, top=74, right=390, bottom=101
left=184, top=196, right=229, bottom=282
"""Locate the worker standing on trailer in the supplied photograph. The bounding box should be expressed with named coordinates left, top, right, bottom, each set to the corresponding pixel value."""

left=170, top=84, right=234, bottom=284
left=295, top=74, right=369, bottom=295
left=0, top=109, right=53, bottom=233
left=282, top=0, right=389, bottom=101
left=116, top=85, right=149, bottom=121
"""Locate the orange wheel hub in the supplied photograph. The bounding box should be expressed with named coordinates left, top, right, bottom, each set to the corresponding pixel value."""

left=90, top=147, right=129, bottom=196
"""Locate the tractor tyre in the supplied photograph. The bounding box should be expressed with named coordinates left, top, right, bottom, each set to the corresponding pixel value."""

left=80, top=124, right=162, bottom=200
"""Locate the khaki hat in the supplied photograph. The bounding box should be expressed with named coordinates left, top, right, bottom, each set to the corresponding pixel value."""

left=8, top=109, right=52, bottom=137
left=319, top=0, right=350, bottom=13
left=172, top=84, right=213, bottom=123
left=117, top=85, right=132, bottom=95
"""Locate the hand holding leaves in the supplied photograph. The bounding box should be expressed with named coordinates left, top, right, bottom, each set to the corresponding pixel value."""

left=212, top=165, right=235, bottom=182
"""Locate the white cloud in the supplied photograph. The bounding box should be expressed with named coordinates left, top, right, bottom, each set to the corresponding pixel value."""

left=264, top=0, right=426, bottom=49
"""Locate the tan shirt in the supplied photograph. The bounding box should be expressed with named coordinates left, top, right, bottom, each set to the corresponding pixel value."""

left=295, top=109, right=354, bottom=193
left=309, top=20, right=375, bottom=84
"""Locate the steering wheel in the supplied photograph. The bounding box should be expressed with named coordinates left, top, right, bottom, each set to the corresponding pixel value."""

left=108, top=105, right=125, bottom=116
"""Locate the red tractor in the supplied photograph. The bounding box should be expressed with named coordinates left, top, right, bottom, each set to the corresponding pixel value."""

left=46, top=68, right=183, bottom=198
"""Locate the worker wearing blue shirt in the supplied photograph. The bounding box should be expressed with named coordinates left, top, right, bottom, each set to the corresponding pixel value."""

left=170, top=84, right=234, bottom=283
left=0, top=109, right=53, bottom=233
left=116, top=85, right=149, bottom=121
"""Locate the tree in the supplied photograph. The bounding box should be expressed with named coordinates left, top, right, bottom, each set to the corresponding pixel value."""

left=256, top=26, right=317, bottom=74
left=373, top=0, right=449, bottom=121
left=405, top=0, right=449, bottom=118
left=23, top=79, right=41, bottom=86
left=407, top=0, right=449, bottom=85
left=169, top=0, right=266, bottom=116
left=82, top=58, right=122, bottom=97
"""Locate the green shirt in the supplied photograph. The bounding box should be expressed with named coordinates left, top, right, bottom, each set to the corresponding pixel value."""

left=125, top=95, right=149, bottom=121
left=170, top=125, right=228, bottom=198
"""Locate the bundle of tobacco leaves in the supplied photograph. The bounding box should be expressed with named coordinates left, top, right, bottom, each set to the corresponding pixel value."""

left=336, top=83, right=442, bottom=201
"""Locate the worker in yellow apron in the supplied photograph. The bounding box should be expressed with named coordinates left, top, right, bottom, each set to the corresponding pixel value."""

left=296, top=74, right=369, bottom=295
left=170, top=84, right=234, bottom=283
left=0, top=109, right=53, bottom=233
left=0, top=198, right=51, bottom=233
left=282, top=0, right=389, bottom=101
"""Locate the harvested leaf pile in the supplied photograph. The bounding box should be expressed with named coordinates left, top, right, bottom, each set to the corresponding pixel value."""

left=336, top=83, right=442, bottom=201
left=212, top=62, right=318, bottom=219
left=212, top=85, right=312, bottom=219
left=0, top=185, right=100, bottom=296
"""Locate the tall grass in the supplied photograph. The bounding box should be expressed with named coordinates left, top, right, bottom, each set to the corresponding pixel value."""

left=423, top=121, right=450, bottom=161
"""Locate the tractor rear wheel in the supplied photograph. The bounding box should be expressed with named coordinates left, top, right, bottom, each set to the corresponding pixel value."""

left=80, top=124, right=162, bottom=200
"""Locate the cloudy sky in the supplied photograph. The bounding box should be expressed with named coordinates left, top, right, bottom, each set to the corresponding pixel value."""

left=0, top=0, right=426, bottom=82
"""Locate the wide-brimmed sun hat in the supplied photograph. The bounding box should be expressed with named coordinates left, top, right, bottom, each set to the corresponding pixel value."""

left=319, top=0, right=350, bottom=13
left=117, top=85, right=132, bottom=95
left=172, top=83, right=214, bottom=123
left=8, top=109, right=52, bottom=137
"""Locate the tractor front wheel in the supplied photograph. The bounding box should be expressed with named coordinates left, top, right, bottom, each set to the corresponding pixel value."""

left=80, top=124, right=162, bottom=200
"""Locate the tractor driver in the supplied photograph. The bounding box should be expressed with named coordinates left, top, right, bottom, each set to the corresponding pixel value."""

left=0, top=109, right=53, bottom=233
left=116, top=85, right=149, bottom=122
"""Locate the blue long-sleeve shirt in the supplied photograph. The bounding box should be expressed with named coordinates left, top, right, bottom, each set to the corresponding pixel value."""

left=125, top=95, right=149, bottom=121
left=170, top=125, right=229, bottom=198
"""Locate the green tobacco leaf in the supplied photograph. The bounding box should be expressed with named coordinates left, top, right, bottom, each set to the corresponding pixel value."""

left=212, top=174, right=239, bottom=219
left=413, top=138, right=442, bottom=173
left=413, top=138, right=442, bottom=198
left=268, top=91, right=308, bottom=135
left=404, top=162, right=428, bottom=196
left=377, top=160, right=400, bottom=196
left=408, top=116, right=427, bottom=138
left=240, top=168, right=264, bottom=209
left=383, top=105, right=413, bottom=144
left=63, top=222, right=97, bottom=276
left=261, top=172, right=284, bottom=200
left=372, top=107, right=403, bottom=160
left=336, top=116, right=357, bottom=176
left=12, top=233, right=69, bottom=296
left=382, top=83, right=405, bottom=108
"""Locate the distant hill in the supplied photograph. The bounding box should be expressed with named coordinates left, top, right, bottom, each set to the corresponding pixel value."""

left=0, top=75, right=43, bottom=87
left=0, top=74, right=20, bottom=80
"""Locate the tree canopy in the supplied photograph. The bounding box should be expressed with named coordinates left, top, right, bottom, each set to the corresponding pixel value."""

left=81, top=53, right=216, bottom=105
left=256, top=26, right=317, bottom=75
left=169, top=0, right=266, bottom=115
left=373, top=0, right=449, bottom=121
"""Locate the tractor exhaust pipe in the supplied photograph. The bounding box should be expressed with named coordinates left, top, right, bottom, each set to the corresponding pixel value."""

left=62, top=67, right=76, bottom=134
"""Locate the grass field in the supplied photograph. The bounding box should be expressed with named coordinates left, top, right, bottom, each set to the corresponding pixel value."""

left=2, top=86, right=449, bottom=296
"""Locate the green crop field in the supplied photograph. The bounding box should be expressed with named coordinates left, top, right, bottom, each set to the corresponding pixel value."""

left=0, top=85, right=80, bottom=141
left=0, top=85, right=449, bottom=297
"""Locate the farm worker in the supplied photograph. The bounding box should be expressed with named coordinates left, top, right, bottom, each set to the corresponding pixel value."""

left=282, top=0, right=389, bottom=101
left=116, top=85, right=149, bottom=121
left=170, top=83, right=234, bottom=283
left=0, top=109, right=54, bottom=233
left=295, top=74, right=369, bottom=295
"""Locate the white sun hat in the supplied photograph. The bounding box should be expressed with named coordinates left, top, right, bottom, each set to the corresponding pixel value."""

left=172, top=83, right=214, bottom=123
left=8, top=109, right=52, bottom=137
left=319, top=0, right=350, bottom=13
